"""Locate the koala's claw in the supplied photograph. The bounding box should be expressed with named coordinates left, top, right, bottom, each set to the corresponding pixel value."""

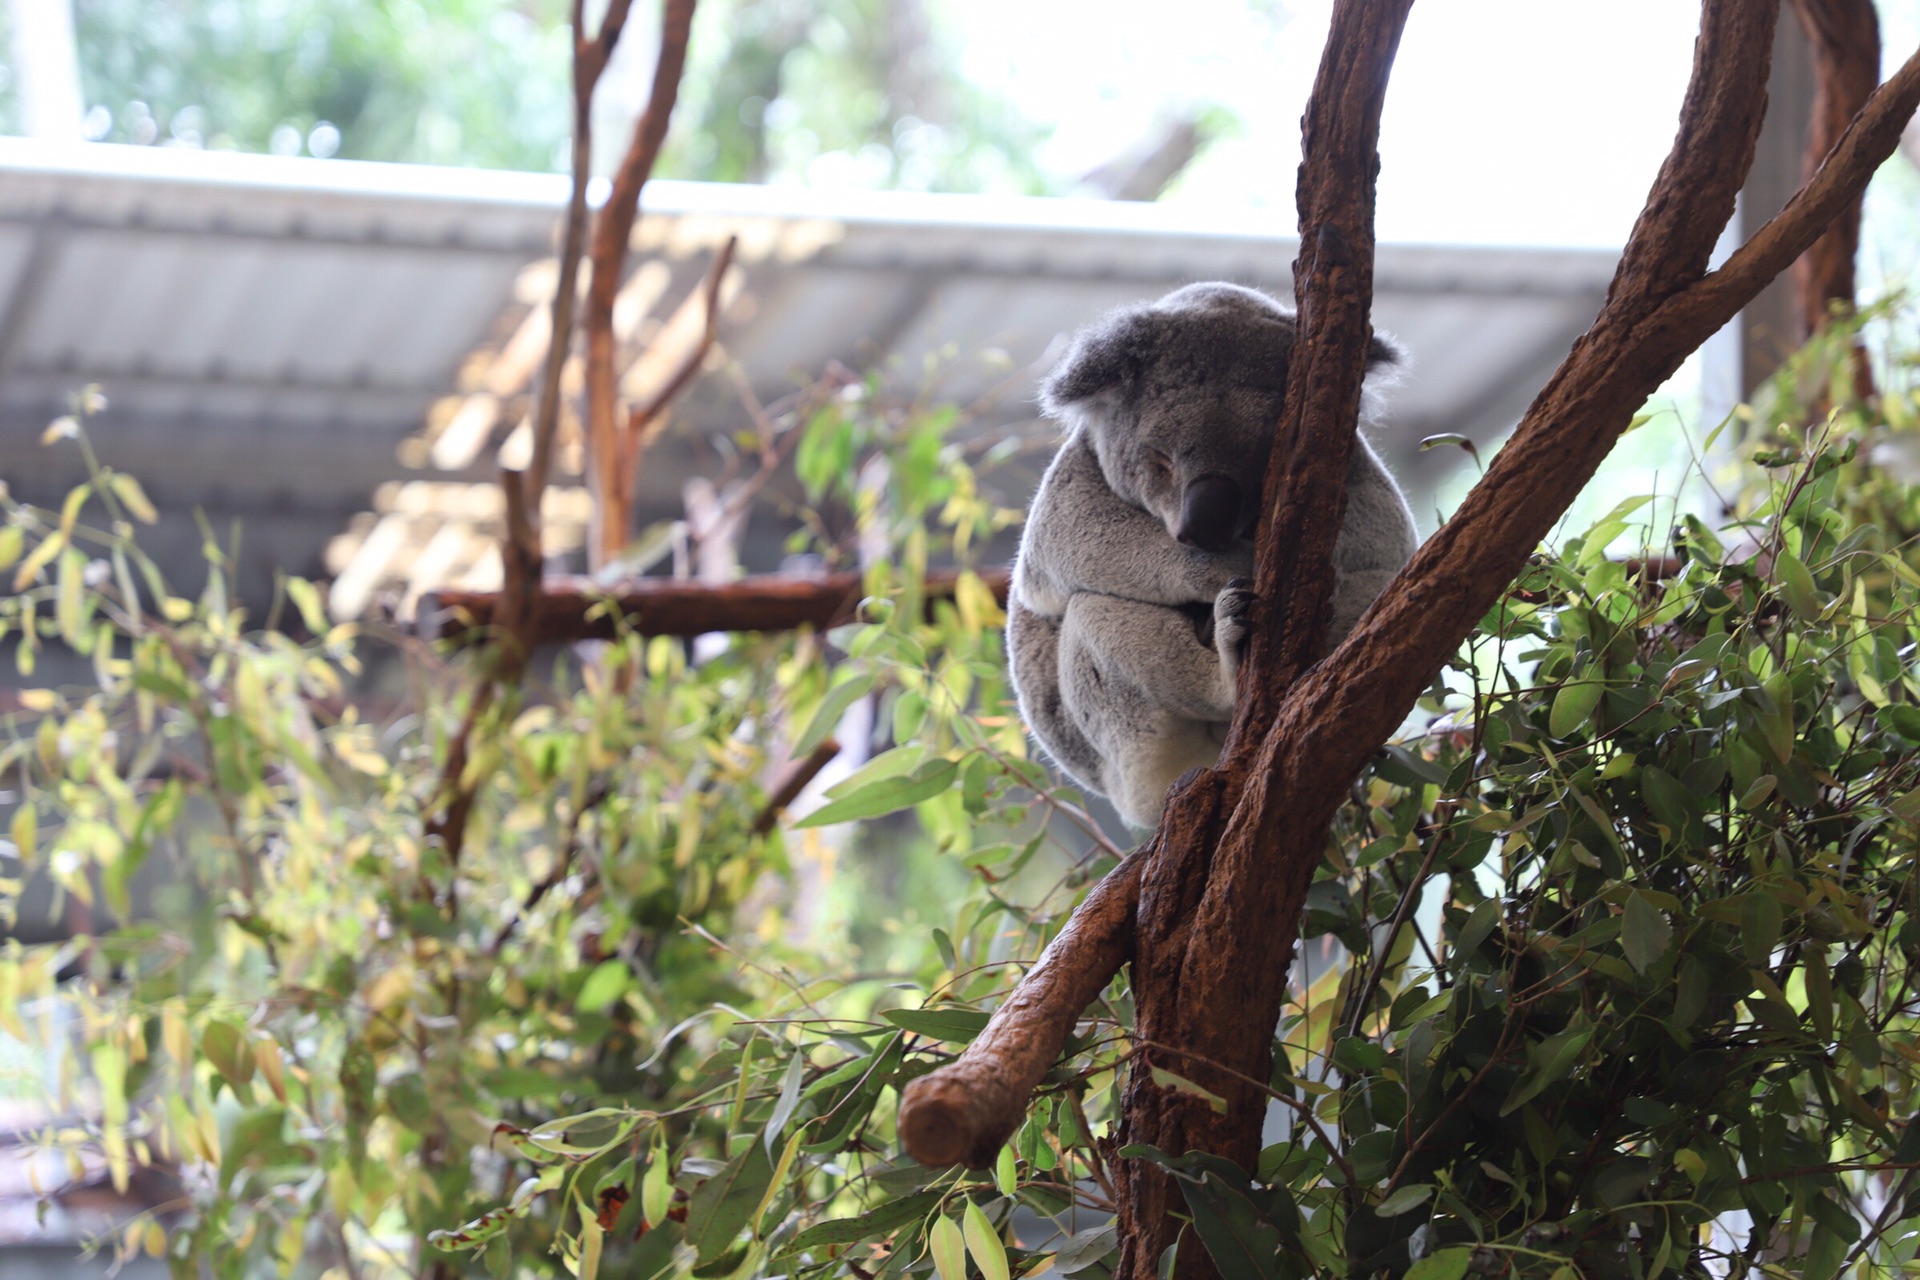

left=1213, top=581, right=1257, bottom=677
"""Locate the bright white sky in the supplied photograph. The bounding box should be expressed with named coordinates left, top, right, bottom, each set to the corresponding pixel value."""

left=953, top=0, right=1703, bottom=248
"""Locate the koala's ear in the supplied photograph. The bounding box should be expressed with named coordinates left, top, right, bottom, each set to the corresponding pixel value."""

left=1367, top=330, right=1406, bottom=370
left=1040, top=310, right=1157, bottom=413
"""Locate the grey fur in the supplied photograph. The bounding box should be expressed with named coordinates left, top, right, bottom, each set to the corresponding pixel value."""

left=1007, top=282, right=1418, bottom=829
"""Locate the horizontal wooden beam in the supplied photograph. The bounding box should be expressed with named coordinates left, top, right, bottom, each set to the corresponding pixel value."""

left=422, top=565, right=1011, bottom=647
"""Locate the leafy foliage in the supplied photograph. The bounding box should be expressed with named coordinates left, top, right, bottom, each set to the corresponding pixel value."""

left=9, top=314, right=1920, bottom=1280
left=1121, top=318, right=1920, bottom=1279
left=70, top=0, right=574, bottom=167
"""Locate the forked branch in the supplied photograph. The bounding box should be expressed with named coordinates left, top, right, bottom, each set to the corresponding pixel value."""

left=585, top=0, right=700, bottom=567
left=897, top=6, right=1920, bottom=1239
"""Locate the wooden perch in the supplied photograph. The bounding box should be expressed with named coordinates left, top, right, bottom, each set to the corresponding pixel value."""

left=423, top=566, right=1011, bottom=648
left=899, top=5, right=1920, bottom=1274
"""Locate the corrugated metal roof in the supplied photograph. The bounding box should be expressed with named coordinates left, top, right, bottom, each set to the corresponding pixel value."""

left=0, top=138, right=1619, bottom=613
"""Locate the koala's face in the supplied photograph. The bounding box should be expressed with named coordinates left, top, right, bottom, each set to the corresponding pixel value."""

left=1040, top=282, right=1398, bottom=552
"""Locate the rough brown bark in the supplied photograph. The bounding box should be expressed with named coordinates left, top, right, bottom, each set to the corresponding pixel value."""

left=1787, top=0, right=1880, bottom=394
left=898, top=850, right=1147, bottom=1167
left=900, top=5, right=1920, bottom=1277
left=425, top=566, right=1011, bottom=647
left=1111, top=8, right=1416, bottom=1276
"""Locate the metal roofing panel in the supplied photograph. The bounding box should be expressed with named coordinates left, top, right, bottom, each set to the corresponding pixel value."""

left=0, top=138, right=1622, bottom=612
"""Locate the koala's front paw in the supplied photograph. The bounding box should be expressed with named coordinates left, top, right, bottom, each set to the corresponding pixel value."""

left=1214, top=578, right=1256, bottom=681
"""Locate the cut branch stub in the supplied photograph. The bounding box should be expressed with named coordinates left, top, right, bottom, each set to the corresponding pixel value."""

left=897, top=853, right=1147, bottom=1167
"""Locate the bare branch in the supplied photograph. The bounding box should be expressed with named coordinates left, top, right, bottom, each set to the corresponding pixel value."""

left=528, top=0, right=639, bottom=511
left=424, top=566, right=1012, bottom=648
left=584, top=0, right=700, bottom=568
left=752, top=739, right=842, bottom=836
left=623, top=233, right=739, bottom=472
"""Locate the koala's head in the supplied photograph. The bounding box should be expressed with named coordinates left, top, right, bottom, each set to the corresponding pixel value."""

left=1039, top=281, right=1400, bottom=552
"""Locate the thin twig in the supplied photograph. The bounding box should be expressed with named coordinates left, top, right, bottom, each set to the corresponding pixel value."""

left=625, top=234, right=739, bottom=463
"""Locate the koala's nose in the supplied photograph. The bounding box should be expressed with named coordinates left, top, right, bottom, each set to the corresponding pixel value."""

left=1176, top=474, right=1242, bottom=551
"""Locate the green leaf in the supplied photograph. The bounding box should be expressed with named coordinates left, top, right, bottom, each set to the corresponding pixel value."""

left=1775, top=547, right=1821, bottom=620
left=10, top=806, right=36, bottom=867
left=1417, top=433, right=1480, bottom=465
left=1802, top=1223, right=1847, bottom=1280
left=202, top=1021, right=255, bottom=1089
left=882, top=1007, right=992, bottom=1043
left=754, top=1125, right=808, bottom=1236
left=284, top=576, right=329, bottom=634
left=13, top=527, right=64, bottom=591
left=685, top=1137, right=776, bottom=1264
left=107, top=472, right=159, bottom=524
left=788, top=1189, right=945, bottom=1251
left=1406, top=1247, right=1473, bottom=1280
left=794, top=672, right=873, bottom=757
left=1139, top=1149, right=1285, bottom=1280
left=1374, top=1183, right=1433, bottom=1218
left=55, top=547, right=86, bottom=646
left=795, top=757, right=959, bottom=828
left=994, top=1145, right=1018, bottom=1198
left=764, top=1051, right=807, bottom=1153
left=1150, top=1067, right=1228, bottom=1114
left=642, top=1132, right=672, bottom=1228
left=526, top=1109, right=639, bottom=1156
left=1741, top=892, right=1784, bottom=966
left=962, top=1200, right=1008, bottom=1280
left=1620, top=893, right=1673, bottom=974
left=576, top=960, right=631, bottom=1013
left=1374, top=743, right=1447, bottom=786
left=1455, top=899, right=1500, bottom=957
left=1499, top=1026, right=1592, bottom=1115
left=1052, top=1225, right=1119, bottom=1274
left=1549, top=677, right=1604, bottom=738
left=1639, top=766, right=1696, bottom=841
left=1876, top=703, right=1920, bottom=745
left=930, top=1213, right=968, bottom=1280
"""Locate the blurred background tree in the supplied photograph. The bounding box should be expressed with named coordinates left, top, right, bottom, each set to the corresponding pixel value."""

left=0, top=0, right=1237, bottom=196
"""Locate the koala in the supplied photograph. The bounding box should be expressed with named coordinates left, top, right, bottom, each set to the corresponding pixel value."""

left=1007, top=282, right=1418, bottom=829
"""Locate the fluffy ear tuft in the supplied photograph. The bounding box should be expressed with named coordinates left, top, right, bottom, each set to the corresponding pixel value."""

left=1039, top=310, right=1157, bottom=413
left=1367, top=330, right=1407, bottom=370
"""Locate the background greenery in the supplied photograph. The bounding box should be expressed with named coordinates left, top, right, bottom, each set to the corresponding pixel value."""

left=1, top=0, right=1060, bottom=191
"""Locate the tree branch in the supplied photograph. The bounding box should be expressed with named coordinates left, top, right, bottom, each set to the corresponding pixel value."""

left=625, top=234, right=738, bottom=462
left=751, top=738, right=841, bottom=836
left=898, top=850, right=1146, bottom=1167
left=585, top=0, right=700, bottom=568
left=423, top=566, right=1011, bottom=648
left=897, top=10, right=1920, bottom=1262
left=527, top=0, right=635, bottom=510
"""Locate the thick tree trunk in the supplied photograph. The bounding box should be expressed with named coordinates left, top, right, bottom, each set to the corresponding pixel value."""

left=899, top=6, right=1920, bottom=1279
left=1111, top=8, right=1416, bottom=1276
left=1787, top=0, right=1880, bottom=395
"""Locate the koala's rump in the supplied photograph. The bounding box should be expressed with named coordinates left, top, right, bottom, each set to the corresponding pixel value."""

left=1005, top=598, right=1107, bottom=793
